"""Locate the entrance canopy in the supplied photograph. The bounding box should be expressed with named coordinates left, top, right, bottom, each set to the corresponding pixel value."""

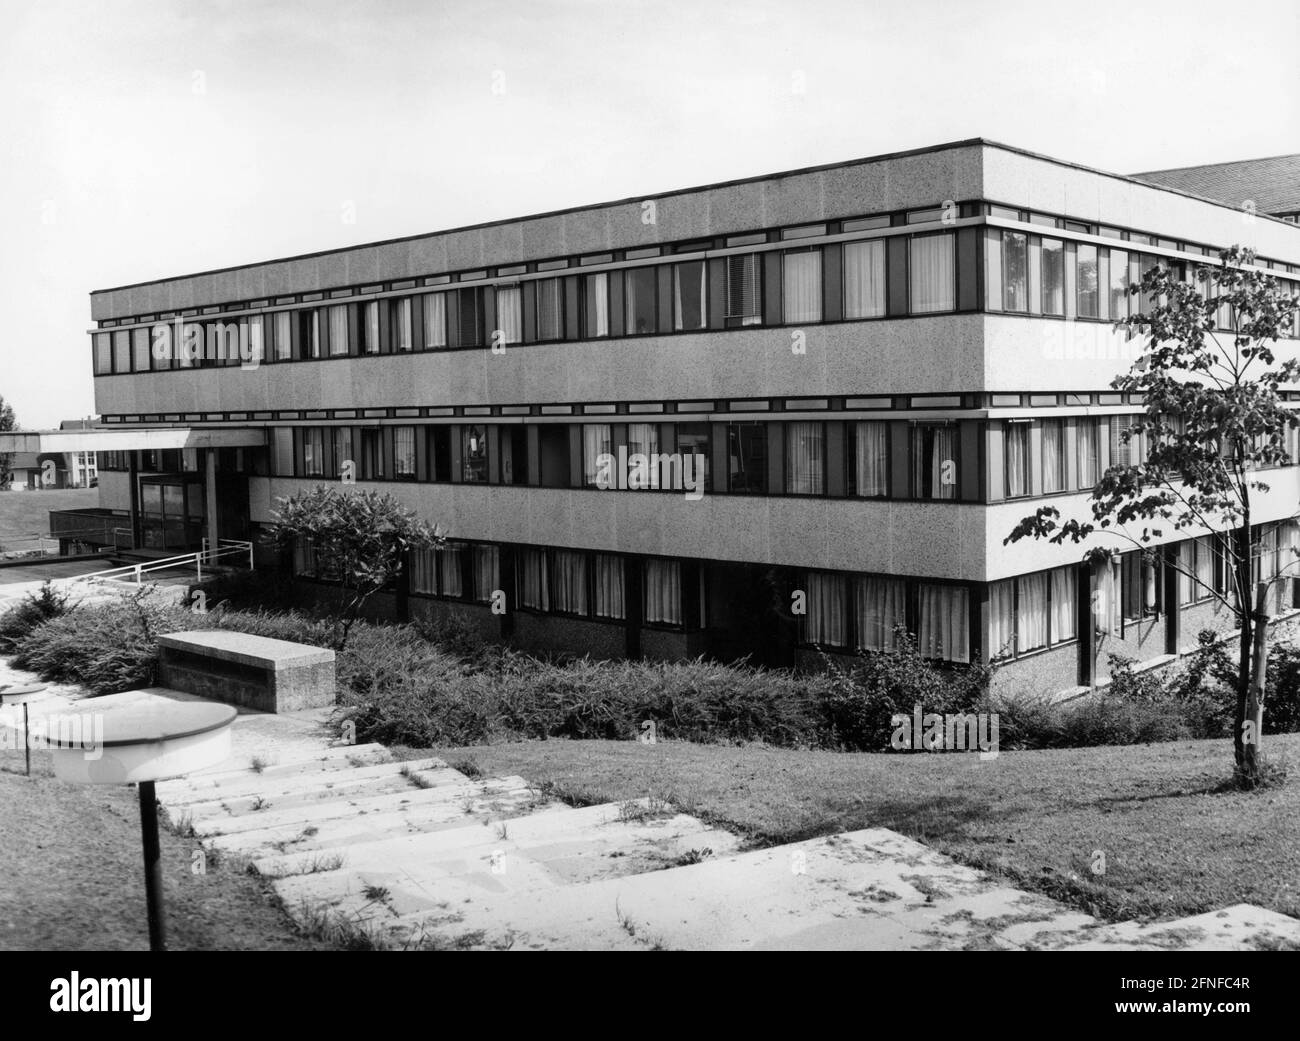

left=0, top=426, right=267, bottom=453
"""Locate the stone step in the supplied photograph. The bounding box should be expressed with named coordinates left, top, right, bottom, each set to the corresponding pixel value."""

left=187, top=773, right=532, bottom=838
left=270, top=802, right=741, bottom=921
left=206, top=777, right=541, bottom=855
left=157, top=742, right=393, bottom=795
left=340, top=828, right=1081, bottom=951
left=158, top=755, right=451, bottom=809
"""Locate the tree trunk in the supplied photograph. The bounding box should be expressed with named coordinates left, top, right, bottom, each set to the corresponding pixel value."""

left=1241, top=581, right=1269, bottom=788
left=1233, top=523, right=1252, bottom=773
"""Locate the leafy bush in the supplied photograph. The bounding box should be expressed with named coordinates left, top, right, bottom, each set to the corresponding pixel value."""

left=819, top=632, right=994, bottom=751
left=0, top=581, right=72, bottom=652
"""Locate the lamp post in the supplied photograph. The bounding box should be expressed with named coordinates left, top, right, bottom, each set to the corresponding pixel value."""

left=48, top=697, right=236, bottom=951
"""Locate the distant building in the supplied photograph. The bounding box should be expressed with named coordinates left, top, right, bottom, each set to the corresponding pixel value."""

left=1, top=420, right=98, bottom=489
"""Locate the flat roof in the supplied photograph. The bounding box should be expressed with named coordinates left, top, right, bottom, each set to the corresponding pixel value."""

left=91, top=138, right=1300, bottom=298
left=0, top=428, right=267, bottom=453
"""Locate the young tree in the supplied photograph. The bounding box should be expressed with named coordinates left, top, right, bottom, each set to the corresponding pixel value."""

left=264, top=485, right=443, bottom=650
left=0, top=396, right=16, bottom=489
left=1006, top=246, right=1300, bottom=788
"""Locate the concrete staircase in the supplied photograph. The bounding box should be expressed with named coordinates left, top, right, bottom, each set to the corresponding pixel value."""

left=149, top=730, right=1300, bottom=951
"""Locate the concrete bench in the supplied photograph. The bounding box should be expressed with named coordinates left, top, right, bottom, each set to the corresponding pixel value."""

left=156, top=631, right=335, bottom=714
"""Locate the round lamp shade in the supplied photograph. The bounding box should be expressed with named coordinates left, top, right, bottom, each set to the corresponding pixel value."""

left=49, top=699, right=237, bottom=785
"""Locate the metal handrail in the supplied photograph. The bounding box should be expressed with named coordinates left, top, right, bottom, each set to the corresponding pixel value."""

left=68, top=543, right=252, bottom=587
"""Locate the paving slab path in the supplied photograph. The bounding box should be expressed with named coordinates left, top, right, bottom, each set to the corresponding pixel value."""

left=9, top=679, right=1300, bottom=951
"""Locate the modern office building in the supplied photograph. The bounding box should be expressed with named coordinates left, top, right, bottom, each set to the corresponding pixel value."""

left=14, top=138, right=1300, bottom=696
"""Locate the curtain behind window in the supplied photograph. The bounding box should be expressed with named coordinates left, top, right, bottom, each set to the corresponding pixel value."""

left=594, top=554, right=624, bottom=619
left=673, top=262, right=706, bottom=330
left=783, top=251, right=822, bottom=323
left=583, top=424, right=612, bottom=486
left=1042, top=420, right=1064, bottom=493
left=785, top=422, right=824, bottom=494
left=273, top=313, right=292, bottom=361
left=627, top=424, right=660, bottom=488
left=1006, top=423, right=1030, bottom=497
left=854, top=576, right=906, bottom=652
left=915, top=425, right=957, bottom=500
left=437, top=544, right=464, bottom=597
left=364, top=302, right=379, bottom=354
left=1017, top=572, right=1049, bottom=650
left=423, top=294, right=447, bottom=349
left=1051, top=567, right=1077, bottom=641
left=409, top=547, right=437, bottom=595
left=645, top=560, right=682, bottom=625
left=909, top=234, right=955, bottom=313
left=585, top=273, right=609, bottom=337
left=853, top=421, right=888, bottom=497
left=917, top=584, right=969, bottom=662
left=553, top=550, right=588, bottom=614
left=473, top=545, right=499, bottom=602
left=988, top=580, right=1014, bottom=657
left=843, top=240, right=885, bottom=318
left=1077, top=419, right=1099, bottom=488
left=537, top=278, right=563, bottom=340
left=496, top=286, right=522, bottom=344
left=519, top=549, right=549, bottom=610
left=802, top=572, right=846, bottom=647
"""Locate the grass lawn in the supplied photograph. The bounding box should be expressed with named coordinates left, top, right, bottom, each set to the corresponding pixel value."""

left=0, top=748, right=327, bottom=951
left=0, top=488, right=99, bottom=553
left=420, top=732, right=1300, bottom=924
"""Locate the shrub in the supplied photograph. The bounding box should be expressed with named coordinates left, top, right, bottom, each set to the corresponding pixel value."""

left=818, top=632, right=995, bottom=751
left=0, top=581, right=72, bottom=652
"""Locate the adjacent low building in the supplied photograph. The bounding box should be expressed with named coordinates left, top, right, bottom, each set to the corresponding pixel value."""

left=21, top=138, right=1300, bottom=696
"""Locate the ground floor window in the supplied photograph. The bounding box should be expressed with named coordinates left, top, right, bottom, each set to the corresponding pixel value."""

left=645, top=559, right=682, bottom=625
left=917, top=584, right=969, bottom=663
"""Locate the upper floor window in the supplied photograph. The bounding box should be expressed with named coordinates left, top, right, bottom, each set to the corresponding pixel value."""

left=673, top=261, right=706, bottom=331
left=727, top=421, right=767, bottom=494
left=536, top=278, right=564, bottom=341
left=461, top=424, right=488, bottom=482
left=1003, top=231, right=1028, bottom=312
left=912, top=423, right=958, bottom=499
left=848, top=420, right=888, bottom=497
left=1077, top=417, right=1099, bottom=488
left=725, top=254, right=762, bottom=327
left=273, top=312, right=292, bottom=361
left=393, top=426, right=416, bottom=478
left=1042, top=418, right=1066, bottom=494
left=1109, top=249, right=1130, bottom=320
left=495, top=285, right=522, bottom=346
left=1076, top=243, right=1100, bottom=318
left=843, top=240, right=885, bottom=319
left=328, top=305, right=349, bottom=356
left=93, top=332, right=112, bottom=374
left=582, top=424, right=612, bottom=487
left=785, top=422, right=824, bottom=495
left=132, top=327, right=151, bottom=371
left=390, top=297, right=413, bottom=351
left=1005, top=421, right=1030, bottom=498
left=625, top=268, right=657, bottom=335
left=453, top=287, right=484, bottom=347
left=676, top=423, right=711, bottom=488
left=909, top=233, right=955, bottom=313
left=583, top=273, right=609, bottom=338
left=422, top=293, right=447, bottom=349
left=783, top=249, right=822, bottom=323
left=1041, top=238, right=1065, bottom=315
left=113, top=330, right=131, bottom=373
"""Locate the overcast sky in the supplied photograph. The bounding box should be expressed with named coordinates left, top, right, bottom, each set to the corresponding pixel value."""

left=1, top=0, right=1297, bottom=428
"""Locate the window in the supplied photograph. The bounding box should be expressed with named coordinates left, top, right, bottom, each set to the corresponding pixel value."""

left=472, top=545, right=500, bottom=603
left=626, top=424, right=660, bottom=488
left=785, top=422, right=824, bottom=495
left=300, top=309, right=321, bottom=358
left=390, top=297, right=413, bottom=351
left=624, top=268, right=657, bottom=334
left=359, top=427, right=383, bottom=480
left=848, top=421, right=889, bottom=497
left=912, top=424, right=958, bottom=499
left=854, top=576, right=905, bottom=651
left=1121, top=551, right=1160, bottom=622
left=583, top=424, right=612, bottom=487
left=274, top=312, right=292, bottom=360
left=93, top=332, right=112, bottom=374
left=427, top=426, right=451, bottom=481
left=393, top=426, right=416, bottom=478
left=113, top=331, right=131, bottom=373
left=644, top=559, right=682, bottom=625
left=676, top=423, right=711, bottom=489
left=461, top=425, right=488, bottom=483
left=409, top=547, right=437, bottom=595
left=328, top=305, right=349, bottom=356
left=1076, top=417, right=1100, bottom=488
left=552, top=550, right=588, bottom=615
left=1003, top=231, right=1028, bottom=312
left=422, top=294, right=447, bottom=349
left=1041, top=238, right=1065, bottom=315
left=1042, top=419, right=1065, bottom=493
left=844, top=240, right=885, bottom=319
left=783, top=250, right=822, bottom=323
left=989, top=567, right=1075, bottom=657
left=727, top=422, right=768, bottom=493
left=1111, top=415, right=1140, bottom=468
left=518, top=548, right=549, bottom=610
left=673, top=260, right=706, bottom=331
left=536, top=278, right=564, bottom=341
left=583, top=273, right=609, bottom=338
left=1109, top=248, right=1130, bottom=320
left=909, top=234, right=955, bottom=313
left=800, top=572, right=847, bottom=648
left=454, top=287, right=484, bottom=347
left=917, top=584, right=969, bottom=663
left=594, top=554, right=625, bottom=620
left=495, top=285, right=522, bottom=345
left=725, top=254, right=762, bottom=326
left=303, top=428, right=325, bottom=477
left=1076, top=243, right=1099, bottom=318
left=1052, top=567, right=1077, bottom=642
left=1016, top=572, right=1049, bottom=651
left=132, top=327, right=151, bottom=371
left=1005, top=422, right=1030, bottom=498
left=437, top=543, right=464, bottom=597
